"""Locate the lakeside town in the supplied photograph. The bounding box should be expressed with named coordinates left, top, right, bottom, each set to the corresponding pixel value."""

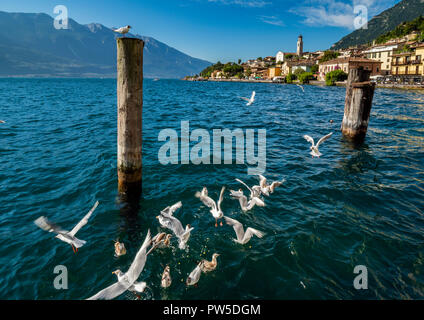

left=184, top=16, right=424, bottom=88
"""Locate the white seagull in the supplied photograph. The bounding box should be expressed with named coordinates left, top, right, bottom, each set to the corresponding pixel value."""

left=296, top=84, right=305, bottom=92
left=87, top=230, right=151, bottom=300
left=160, top=201, right=182, bottom=217
left=113, top=25, right=131, bottom=35
left=34, top=201, right=99, bottom=253
left=156, top=206, right=193, bottom=250
left=236, top=178, right=264, bottom=201
left=224, top=216, right=264, bottom=245
left=303, top=132, right=333, bottom=158
left=186, top=261, right=204, bottom=286
left=241, top=91, right=256, bottom=106
left=258, top=175, right=285, bottom=196
left=230, top=189, right=264, bottom=212
left=195, top=186, right=225, bottom=227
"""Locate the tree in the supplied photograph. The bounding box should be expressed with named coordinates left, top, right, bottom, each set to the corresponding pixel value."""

left=293, top=68, right=306, bottom=77
left=311, top=64, right=319, bottom=74
left=319, top=50, right=340, bottom=63
left=325, top=69, right=348, bottom=86
left=285, top=73, right=296, bottom=84
left=257, top=57, right=263, bottom=61
left=238, top=59, right=242, bottom=64
left=298, top=72, right=315, bottom=84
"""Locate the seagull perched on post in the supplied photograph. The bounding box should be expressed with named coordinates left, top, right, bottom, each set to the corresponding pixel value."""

left=240, top=91, right=256, bottom=106
left=87, top=230, right=151, bottom=300
left=224, top=216, right=264, bottom=245
left=195, top=186, right=225, bottom=227
left=113, top=25, right=131, bottom=36
left=34, top=201, right=99, bottom=253
left=303, top=132, right=333, bottom=158
left=156, top=203, right=193, bottom=250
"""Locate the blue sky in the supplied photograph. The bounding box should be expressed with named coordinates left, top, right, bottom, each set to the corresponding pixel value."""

left=0, top=0, right=400, bottom=63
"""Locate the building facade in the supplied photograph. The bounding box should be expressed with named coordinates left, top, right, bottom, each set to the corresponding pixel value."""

left=318, top=57, right=382, bottom=81
left=391, top=45, right=424, bottom=77
left=363, top=44, right=399, bottom=75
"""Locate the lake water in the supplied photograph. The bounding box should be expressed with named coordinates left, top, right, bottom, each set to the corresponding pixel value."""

left=0, top=78, right=423, bottom=299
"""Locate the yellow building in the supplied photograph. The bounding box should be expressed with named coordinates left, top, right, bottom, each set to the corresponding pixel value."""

left=268, top=67, right=282, bottom=78
left=363, top=44, right=398, bottom=75
left=391, top=44, right=424, bottom=76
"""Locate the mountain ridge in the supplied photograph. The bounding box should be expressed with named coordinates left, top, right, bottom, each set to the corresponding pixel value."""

left=332, top=0, right=424, bottom=50
left=0, top=11, right=211, bottom=78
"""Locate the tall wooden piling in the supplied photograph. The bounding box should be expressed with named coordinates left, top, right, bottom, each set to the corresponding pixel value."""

left=341, top=66, right=375, bottom=141
left=117, top=38, right=144, bottom=194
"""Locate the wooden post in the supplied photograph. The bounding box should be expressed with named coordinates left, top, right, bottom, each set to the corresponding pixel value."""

left=341, top=66, right=375, bottom=141
left=117, top=38, right=144, bottom=194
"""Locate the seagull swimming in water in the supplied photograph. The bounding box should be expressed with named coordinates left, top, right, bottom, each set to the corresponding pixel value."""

left=34, top=201, right=99, bottom=253
left=114, top=240, right=126, bottom=257
left=156, top=203, right=193, bottom=250
left=147, top=232, right=172, bottom=255
left=186, top=261, right=204, bottom=286
left=87, top=230, right=151, bottom=300
left=303, top=132, right=333, bottom=158
left=258, top=175, right=285, bottom=196
left=113, top=25, right=131, bottom=36
left=195, top=186, right=225, bottom=227
left=200, top=253, right=220, bottom=273
left=0, top=120, right=5, bottom=123
left=224, top=216, right=264, bottom=245
left=161, top=265, right=172, bottom=288
left=240, top=91, right=256, bottom=106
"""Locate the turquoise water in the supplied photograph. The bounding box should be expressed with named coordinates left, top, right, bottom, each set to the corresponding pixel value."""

left=0, top=78, right=423, bottom=299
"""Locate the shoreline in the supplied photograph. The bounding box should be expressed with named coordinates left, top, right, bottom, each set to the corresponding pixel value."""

left=183, top=78, right=424, bottom=90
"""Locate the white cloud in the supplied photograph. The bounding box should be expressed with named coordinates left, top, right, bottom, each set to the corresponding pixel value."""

left=291, top=0, right=398, bottom=29
left=207, top=0, right=271, bottom=8
left=259, top=15, right=285, bottom=26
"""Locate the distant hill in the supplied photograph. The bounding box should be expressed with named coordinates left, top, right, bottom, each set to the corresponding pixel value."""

left=332, top=0, right=424, bottom=50
left=0, top=11, right=211, bottom=78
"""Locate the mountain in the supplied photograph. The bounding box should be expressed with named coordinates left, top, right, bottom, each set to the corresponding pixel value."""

left=332, top=0, right=424, bottom=50
left=0, top=11, right=211, bottom=78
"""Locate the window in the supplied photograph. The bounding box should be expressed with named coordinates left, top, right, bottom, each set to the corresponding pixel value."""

left=416, top=66, right=419, bottom=74
left=378, top=52, right=381, bottom=58
left=372, top=53, right=376, bottom=58
left=377, top=67, right=379, bottom=72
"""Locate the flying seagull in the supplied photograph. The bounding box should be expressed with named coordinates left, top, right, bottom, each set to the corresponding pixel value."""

left=258, top=175, right=285, bottom=196
left=195, top=186, right=225, bottom=227
left=296, top=84, right=305, bottom=92
left=224, top=216, right=264, bottom=245
left=230, top=189, right=264, bottom=212
left=0, top=120, right=5, bottom=123
left=303, top=132, right=333, bottom=158
left=160, top=201, right=182, bottom=217
left=156, top=204, right=193, bottom=250
left=113, top=25, right=131, bottom=36
left=87, top=230, right=151, bottom=300
left=240, top=91, right=256, bottom=106
left=34, top=201, right=99, bottom=253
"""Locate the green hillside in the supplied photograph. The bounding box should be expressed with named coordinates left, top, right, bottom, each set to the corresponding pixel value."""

left=332, top=0, right=424, bottom=50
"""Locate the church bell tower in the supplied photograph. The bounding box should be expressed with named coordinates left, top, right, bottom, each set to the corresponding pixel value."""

left=297, top=35, right=303, bottom=57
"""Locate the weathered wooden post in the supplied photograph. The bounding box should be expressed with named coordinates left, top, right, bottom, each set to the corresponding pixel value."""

left=341, top=66, right=375, bottom=141
left=117, top=38, right=144, bottom=194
